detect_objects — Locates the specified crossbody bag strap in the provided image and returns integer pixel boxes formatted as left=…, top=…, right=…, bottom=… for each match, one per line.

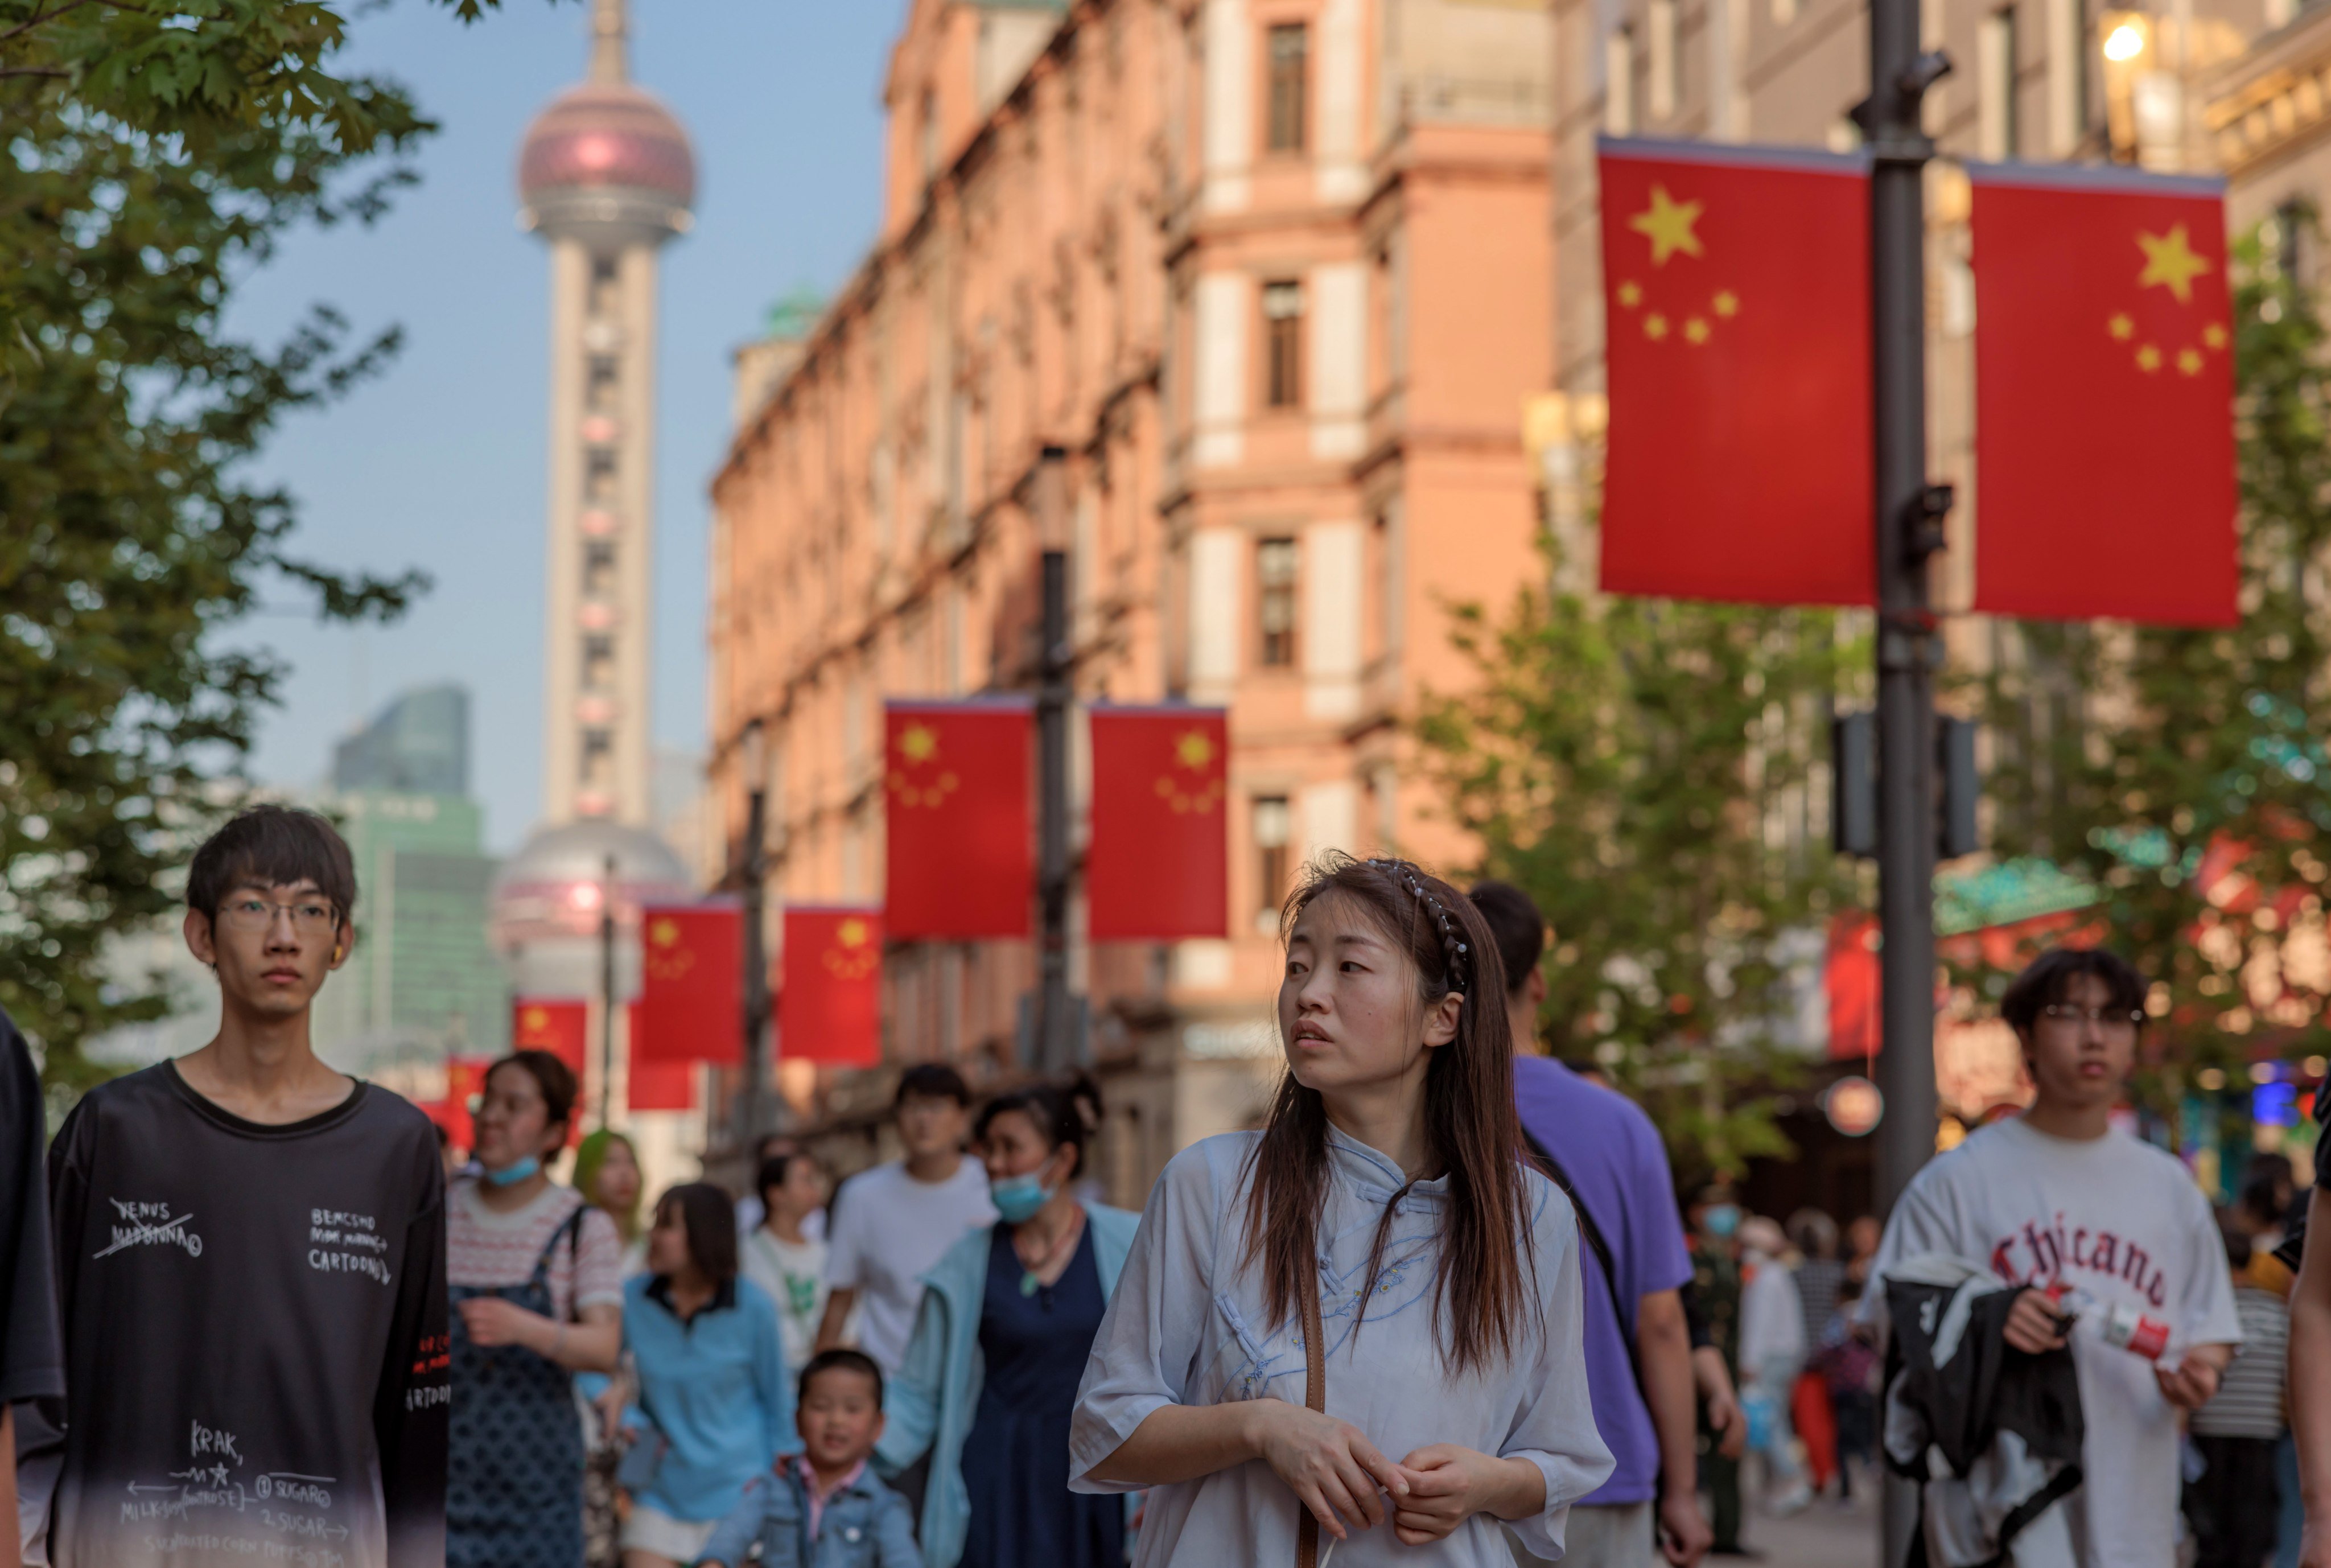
left=1297, top=1240, right=1328, bottom=1568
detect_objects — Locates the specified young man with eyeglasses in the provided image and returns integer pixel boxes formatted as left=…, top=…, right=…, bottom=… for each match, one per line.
left=1863, top=946, right=2238, bottom=1568
left=26, top=806, right=447, bottom=1568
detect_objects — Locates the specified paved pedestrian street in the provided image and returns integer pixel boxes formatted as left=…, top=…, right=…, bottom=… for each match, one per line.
left=1722, top=1484, right=1881, bottom=1567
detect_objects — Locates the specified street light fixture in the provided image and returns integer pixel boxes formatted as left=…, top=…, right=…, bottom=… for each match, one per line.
left=736, top=717, right=772, bottom=1163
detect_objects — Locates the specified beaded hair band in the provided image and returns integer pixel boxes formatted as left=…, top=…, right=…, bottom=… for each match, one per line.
left=1364, top=857, right=1471, bottom=995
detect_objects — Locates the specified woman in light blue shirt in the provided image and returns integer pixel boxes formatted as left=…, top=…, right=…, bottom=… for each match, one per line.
left=619, top=1181, right=798, bottom=1567
left=1070, top=855, right=1613, bottom=1566
left=878, top=1081, right=1140, bottom=1568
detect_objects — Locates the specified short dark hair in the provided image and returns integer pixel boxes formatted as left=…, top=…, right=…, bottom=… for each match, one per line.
left=1467, top=881, right=1546, bottom=1001
left=656, top=1182, right=739, bottom=1285
left=488, top=1050, right=579, bottom=1133
left=1998, top=946, right=2148, bottom=1037
left=757, top=1151, right=819, bottom=1206
left=975, top=1080, right=1091, bottom=1178
left=797, top=1347, right=884, bottom=1408
left=2221, top=1219, right=2255, bottom=1274
left=187, top=806, right=357, bottom=925
left=753, top=1133, right=797, bottom=1164
left=895, top=1062, right=971, bottom=1108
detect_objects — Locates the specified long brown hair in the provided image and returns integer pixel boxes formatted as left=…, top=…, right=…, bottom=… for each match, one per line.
left=1241, top=854, right=1536, bottom=1374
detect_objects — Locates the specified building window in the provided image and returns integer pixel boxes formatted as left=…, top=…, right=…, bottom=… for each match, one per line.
left=580, top=729, right=613, bottom=787
left=1263, top=281, right=1305, bottom=409
left=1648, top=0, right=1678, bottom=121
left=920, top=89, right=940, bottom=182
left=1254, top=797, right=1292, bottom=929
left=1979, top=7, right=2019, bottom=160
left=1257, top=536, right=1299, bottom=668
left=1266, top=23, right=1309, bottom=154
left=1604, top=27, right=1635, bottom=135
left=583, top=540, right=616, bottom=596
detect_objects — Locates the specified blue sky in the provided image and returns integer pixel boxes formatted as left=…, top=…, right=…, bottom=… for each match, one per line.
left=225, top=0, right=903, bottom=851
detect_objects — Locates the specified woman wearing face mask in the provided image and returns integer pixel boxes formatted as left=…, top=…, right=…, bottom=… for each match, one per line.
left=1068, top=855, right=1613, bottom=1566
left=876, top=1081, right=1141, bottom=1568
left=445, top=1050, right=625, bottom=1568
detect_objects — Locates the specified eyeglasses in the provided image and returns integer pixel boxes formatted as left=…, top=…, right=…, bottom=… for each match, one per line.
left=2038, top=1002, right=2145, bottom=1031
left=215, top=896, right=340, bottom=936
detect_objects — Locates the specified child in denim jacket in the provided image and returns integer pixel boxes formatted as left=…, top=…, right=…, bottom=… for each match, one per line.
left=699, top=1350, right=918, bottom=1568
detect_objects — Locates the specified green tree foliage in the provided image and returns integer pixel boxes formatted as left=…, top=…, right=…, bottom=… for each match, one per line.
left=1419, top=569, right=1868, bottom=1191
left=1979, top=217, right=2331, bottom=1115
left=0, top=0, right=526, bottom=1087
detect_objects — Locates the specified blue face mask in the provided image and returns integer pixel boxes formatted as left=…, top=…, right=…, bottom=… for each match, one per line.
left=487, top=1155, right=542, bottom=1187
left=990, top=1171, right=1055, bottom=1225
left=1702, top=1203, right=1740, bottom=1239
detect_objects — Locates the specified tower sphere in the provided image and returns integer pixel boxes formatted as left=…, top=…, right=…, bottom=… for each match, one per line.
left=518, top=80, right=695, bottom=246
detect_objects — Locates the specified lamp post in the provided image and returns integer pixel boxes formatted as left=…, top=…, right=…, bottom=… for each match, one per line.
left=1032, top=447, right=1076, bottom=1072
left=1859, top=0, right=1949, bottom=1555
left=598, top=852, right=616, bottom=1128
left=738, top=717, right=771, bottom=1158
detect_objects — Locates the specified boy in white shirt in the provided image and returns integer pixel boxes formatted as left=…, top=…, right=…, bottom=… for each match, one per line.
left=814, top=1064, right=995, bottom=1374
left=1865, top=945, right=2238, bottom=1568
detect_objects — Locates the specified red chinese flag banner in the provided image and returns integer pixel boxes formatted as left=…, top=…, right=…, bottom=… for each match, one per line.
left=1598, top=139, right=1874, bottom=606
left=510, top=999, right=587, bottom=1145
left=511, top=998, right=588, bottom=1079
left=634, top=902, right=743, bottom=1065
left=431, top=1056, right=491, bottom=1147
left=1970, top=166, right=2238, bottom=625
left=780, top=907, right=883, bottom=1067
left=625, top=1002, right=697, bottom=1112
left=1087, top=706, right=1230, bottom=940
left=884, top=699, right=1032, bottom=939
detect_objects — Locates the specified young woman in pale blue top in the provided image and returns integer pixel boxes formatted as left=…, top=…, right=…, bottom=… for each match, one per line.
left=876, top=1081, right=1140, bottom=1568
left=1069, top=856, right=1614, bottom=1566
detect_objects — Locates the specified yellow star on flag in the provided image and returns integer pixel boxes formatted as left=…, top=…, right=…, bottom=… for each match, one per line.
left=898, top=723, right=938, bottom=763
left=1629, top=185, right=1706, bottom=267
left=2108, top=313, right=2134, bottom=340
left=1683, top=318, right=1711, bottom=344
left=1645, top=314, right=1669, bottom=340
left=1175, top=730, right=1215, bottom=770
left=2136, top=344, right=2163, bottom=372
left=1712, top=291, right=1739, bottom=318
left=2177, top=348, right=2203, bottom=376
left=2136, top=224, right=2212, bottom=304
left=2202, top=323, right=2227, bottom=349
left=837, top=917, right=869, bottom=948
left=650, top=917, right=679, bottom=948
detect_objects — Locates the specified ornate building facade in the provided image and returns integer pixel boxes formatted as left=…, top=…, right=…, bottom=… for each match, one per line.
left=709, top=0, right=1556, bottom=1193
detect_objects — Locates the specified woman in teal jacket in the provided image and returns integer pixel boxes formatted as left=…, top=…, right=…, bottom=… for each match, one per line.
left=876, top=1081, right=1139, bottom=1568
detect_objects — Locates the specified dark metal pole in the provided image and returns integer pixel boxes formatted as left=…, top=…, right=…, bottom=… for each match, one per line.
left=599, top=853, right=617, bottom=1129
left=1035, top=446, right=1073, bottom=1072
left=1861, top=5, right=1949, bottom=1561
left=739, top=751, right=771, bottom=1158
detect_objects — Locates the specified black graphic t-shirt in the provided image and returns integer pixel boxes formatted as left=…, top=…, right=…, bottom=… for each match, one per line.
left=1, top=1007, right=64, bottom=1410
left=42, top=1061, right=448, bottom=1568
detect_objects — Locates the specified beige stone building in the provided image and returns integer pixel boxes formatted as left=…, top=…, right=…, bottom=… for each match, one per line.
left=707, top=0, right=1561, bottom=1195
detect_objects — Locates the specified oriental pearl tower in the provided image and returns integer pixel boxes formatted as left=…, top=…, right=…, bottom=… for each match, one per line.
left=518, top=0, right=692, bottom=829
left=490, top=0, right=695, bottom=1118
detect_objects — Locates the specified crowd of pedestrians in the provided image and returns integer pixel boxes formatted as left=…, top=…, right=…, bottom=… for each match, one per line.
left=0, top=803, right=2323, bottom=1568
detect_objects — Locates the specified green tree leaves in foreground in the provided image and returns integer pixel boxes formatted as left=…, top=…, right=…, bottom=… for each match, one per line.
left=0, top=0, right=527, bottom=1088
left=1420, top=571, right=1868, bottom=1192
left=1979, top=216, right=2331, bottom=1118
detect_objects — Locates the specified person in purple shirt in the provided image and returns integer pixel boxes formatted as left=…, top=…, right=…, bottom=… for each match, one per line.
left=1471, top=882, right=1710, bottom=1568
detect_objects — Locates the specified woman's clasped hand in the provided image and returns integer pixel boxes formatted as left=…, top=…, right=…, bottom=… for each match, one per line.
left=1247, top=1398, right=1544, bottom=1546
